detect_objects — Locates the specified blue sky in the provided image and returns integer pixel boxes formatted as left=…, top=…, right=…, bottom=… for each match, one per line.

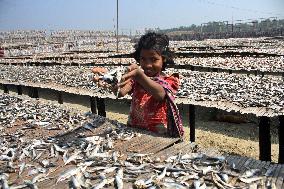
left=0, top=0, right=283, bottom=32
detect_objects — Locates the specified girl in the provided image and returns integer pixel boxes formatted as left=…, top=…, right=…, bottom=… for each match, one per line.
left=93, top=32, right=184, bottom=137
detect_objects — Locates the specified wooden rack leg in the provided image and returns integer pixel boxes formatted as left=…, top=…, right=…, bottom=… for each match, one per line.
left=28, top=87, right=33, bottom=97
left=32, top=87, right=39, bottom=98
left=189, top=104, right=196, bottom=142
left=90, top=96, right=97, bottom=114
left=259, top=116, right=271, bottom=161
left=279, top=115, right=284, bottom=163
left=96, top=97, right=106, bottom=117
left=57, top=91, right=63, bottom=104
left=261, top=72, right=264, bottom=77
left=17, top=85, right=22, bottom=95
left=3, top=84, right=9, bottom=93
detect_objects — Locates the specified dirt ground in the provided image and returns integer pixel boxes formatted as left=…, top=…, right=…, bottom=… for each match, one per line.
left=2, top=87, right=280, bottom=163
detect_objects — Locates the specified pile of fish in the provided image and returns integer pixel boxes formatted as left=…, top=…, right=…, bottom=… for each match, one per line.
left=0, top=65, right=115, bottom=95
left=172, top=69, right=284, bottom=113
left=1, top=65, right=284, bottom=114
left=0, top=94, right=278, bottom=188
left=2, top=30, right=284, bottom=74
left=175, top=57, right=284, bottom=72
left=0, top=94, right=87, bottom=131
left=170, top=37, right=284, bottom=55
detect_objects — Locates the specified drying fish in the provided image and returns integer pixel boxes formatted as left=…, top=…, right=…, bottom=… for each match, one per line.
left=192, top=163, right=213, bottom=175
left=18, top=162, right=26, bottom=176
left=134, top=178, right=152, bottom=189
left=69, top=175, right=81, bottom=189
left=56, top=167, right=82, bottom=184
left=264, top=166, right=275, bottom=177
left=64, top=151, right=82, bottom=165
left=193, top=180, right=206, bottom=189
left=24, top=180, right=38, bottom=189
left=102, top=167, right=118, bottom=174
left=0, top=93, right=281, bottom=189
left=163, top=182, right=187, bottom=189
left=176, top=173, right=199, bottom=182
left=125, top=163, right=147, bottom=171
left=213, top=173, right=235, bottom=188
left=114, top=168, right=124, bottom=189
left=31, top=173, right=47, bottom=184
left=53, top=144, right=66, bottom=153
left=154, top=167, right=167, bottom=183
left=217, top=173, right=229, bottom=183
left=239, top=176, right=263, bottom=184
left=0, top=174, right=10, bottom=189
left=241, top=169, right=260, bottom=178
left=92, top=177, right=115, bottom=189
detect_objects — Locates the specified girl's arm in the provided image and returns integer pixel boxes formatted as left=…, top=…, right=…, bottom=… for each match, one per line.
left=119, top=64, right=166, bottom=101
left=117, top=78, right=132, bottom=97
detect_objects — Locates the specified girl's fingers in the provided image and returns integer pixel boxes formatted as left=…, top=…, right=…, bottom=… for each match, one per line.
left=118, top=78, right=132, bottom=87
left=121, top=71, right=135, bottom=82
left=127, top=63, right=139, bottom=72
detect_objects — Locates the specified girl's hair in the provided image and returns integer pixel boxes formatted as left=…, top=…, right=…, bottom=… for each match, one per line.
left=133, top=32, right=175, bottom=70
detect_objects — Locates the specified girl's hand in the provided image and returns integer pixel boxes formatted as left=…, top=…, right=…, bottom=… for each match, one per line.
left=92, top=67, right=107, bottom=82
left=119, top=64, right=142, bottom=86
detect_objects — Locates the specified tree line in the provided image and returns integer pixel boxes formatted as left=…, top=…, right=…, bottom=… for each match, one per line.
left=146, top=18, right=284, bottom=40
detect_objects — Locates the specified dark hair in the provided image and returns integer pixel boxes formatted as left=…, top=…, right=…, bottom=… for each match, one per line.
left=133, top=32, right=175, bottom=70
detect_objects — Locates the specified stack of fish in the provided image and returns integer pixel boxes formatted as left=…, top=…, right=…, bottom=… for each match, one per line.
left=0, top=94, right=277, bottom=188
left=0, top=94, right=87, bottom=131
left=1, top=65, right=283, bottom=114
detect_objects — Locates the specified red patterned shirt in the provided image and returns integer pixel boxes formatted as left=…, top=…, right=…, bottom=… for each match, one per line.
left=127, top=74, right=180, bottom=134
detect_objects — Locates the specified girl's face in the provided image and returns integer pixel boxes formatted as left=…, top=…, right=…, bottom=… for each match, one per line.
left=139, top=49, right=164, bottom=77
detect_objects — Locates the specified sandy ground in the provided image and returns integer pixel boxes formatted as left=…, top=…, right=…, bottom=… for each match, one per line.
left=2, top=87, right=280, bottom=163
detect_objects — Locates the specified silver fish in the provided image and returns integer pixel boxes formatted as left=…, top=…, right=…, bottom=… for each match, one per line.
left=0, top=174, right=10, bottom=189
left=18, top=162, right=26, bottom=176
left=56, top=167, right=81, bottom=184
left=176, top=173, right=199, bottom=182
left=213, top=173, right=234, bottom=188
left=155, top=167, right=167, bottom=182
left=241, top=169, right=260, bottom=178
left=31, top=173, right=46, bottom=184
left=92, top=178, right=114, bottom=189
left=112, top=151, right=118, bottom=163
left=40, top=159, right=50, bottom=168
left=24, top=180, right=38, bottom=189
left=239, top=176, right=263, bottom=184
left=133, top=179, right=149, bottom=189
left=64, top=151, right=82, bottom=165
left=217, top=173, right=229, bottom=183
left=115, top=168, right=123, bottom=189
left=264, top=167, right=275, bottom=177
left=163, top=182, right=187, bottom=189
left=126, top=164, right=147, bottom=171
left=102, top=167, right=118, bottom=174
left=193, top=180, right=206, bottom=189
left=70, top=175, right=81, bottom=189
left=53, top=144, right=66, bottom=153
